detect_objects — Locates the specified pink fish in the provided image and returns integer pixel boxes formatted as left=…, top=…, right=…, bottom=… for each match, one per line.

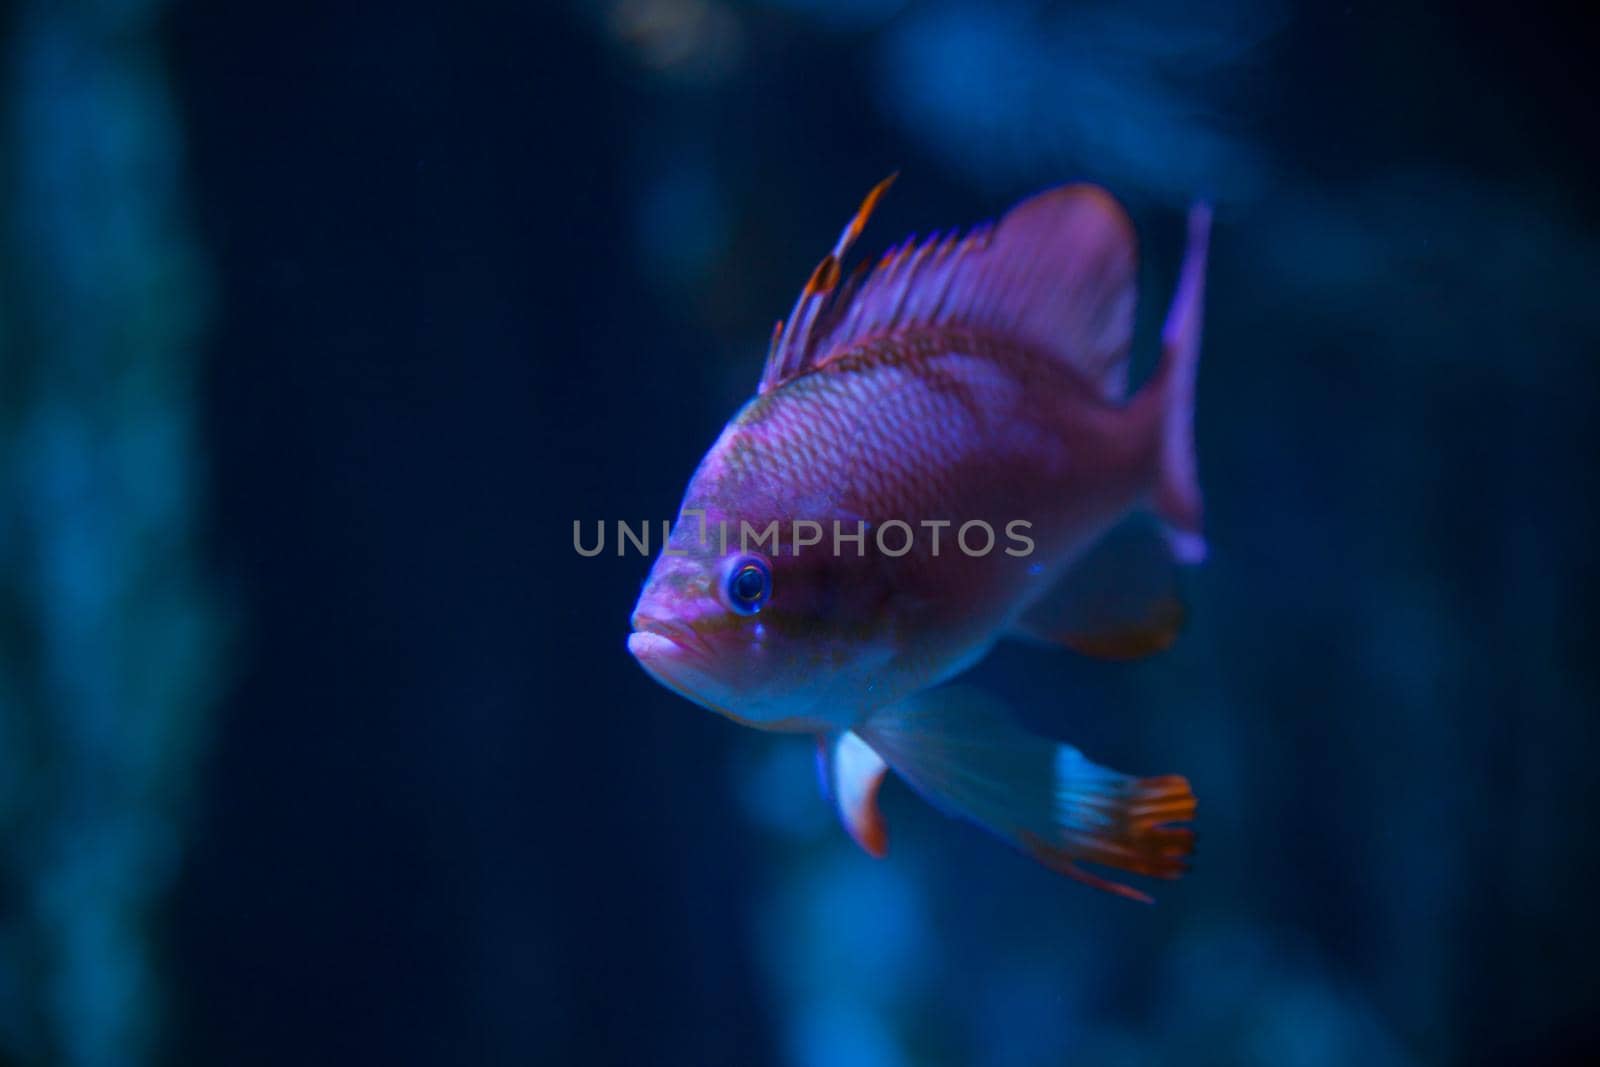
left=629, top=176, right=1210, bottom=901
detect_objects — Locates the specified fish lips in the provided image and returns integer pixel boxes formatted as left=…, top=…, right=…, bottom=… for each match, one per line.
left=629, top=613, right=709, bottom=653
left=628, top=613, right=713, bottom=678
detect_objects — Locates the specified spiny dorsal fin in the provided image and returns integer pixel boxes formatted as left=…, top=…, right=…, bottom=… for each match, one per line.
left=759, top=173, right=897, bottom=394
left=759, top=179, right=1139, bottom=400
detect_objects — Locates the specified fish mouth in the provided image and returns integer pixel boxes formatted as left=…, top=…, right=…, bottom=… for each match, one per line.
left=628, top=614, right=710, bottom=660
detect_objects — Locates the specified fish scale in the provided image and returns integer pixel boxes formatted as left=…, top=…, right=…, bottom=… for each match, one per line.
left=730, top=332, right=1085, bottom=532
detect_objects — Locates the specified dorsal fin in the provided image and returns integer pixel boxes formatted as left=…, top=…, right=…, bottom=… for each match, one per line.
left=759, top=180, right=1139, bottom=400
left=759, top=174, right=897, bottom=394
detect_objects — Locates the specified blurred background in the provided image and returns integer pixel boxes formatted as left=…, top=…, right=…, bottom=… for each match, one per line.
left=1, top=1, right=1596, bottom=1064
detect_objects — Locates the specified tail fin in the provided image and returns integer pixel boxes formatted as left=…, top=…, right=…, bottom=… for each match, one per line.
left=1148, top=203, right=1211, bottom=564
left=857, top=688, right=1195, bottom=902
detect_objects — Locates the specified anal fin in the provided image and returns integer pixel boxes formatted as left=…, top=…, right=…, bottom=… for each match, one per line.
left=858, top=687, right=1195, bottom=901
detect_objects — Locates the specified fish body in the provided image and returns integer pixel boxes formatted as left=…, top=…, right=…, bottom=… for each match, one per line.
left=629, top=178, right=1210, bottom=900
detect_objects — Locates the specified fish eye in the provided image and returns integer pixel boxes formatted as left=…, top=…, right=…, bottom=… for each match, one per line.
left=723, top=556, right=771, bottom=615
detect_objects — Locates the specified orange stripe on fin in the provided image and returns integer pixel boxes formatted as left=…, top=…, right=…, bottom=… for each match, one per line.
left=857, top=687, right=1196, bottom=903
left=803, top=253, right=842, bottom=297
left=834, top=172, right=898, bottom=259
left=765, top=319, right=785, bottom=363
left=1022, top=770, right=1196, bottom=902
left=1020, top=835, right=1157, bottom=904
left=759, top=174, right=899, bottom=395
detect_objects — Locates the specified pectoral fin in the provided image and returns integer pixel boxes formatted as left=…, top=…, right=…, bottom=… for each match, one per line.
left=1011, top=515, right=1187, bottom=660
left=816, top=730, right=889, bottom=858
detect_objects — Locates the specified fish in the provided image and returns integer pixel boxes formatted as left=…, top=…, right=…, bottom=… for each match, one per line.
left=628, top=175, right=1210, bottom=901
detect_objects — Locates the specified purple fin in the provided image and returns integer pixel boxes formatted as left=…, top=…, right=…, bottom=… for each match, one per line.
left=1147, top=203, right=1211, bottom=562
left=760, top=180, right=1139, bottom=399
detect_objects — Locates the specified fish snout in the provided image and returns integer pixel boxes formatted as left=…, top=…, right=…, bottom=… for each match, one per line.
left=628, top=611, right=710, bottom=660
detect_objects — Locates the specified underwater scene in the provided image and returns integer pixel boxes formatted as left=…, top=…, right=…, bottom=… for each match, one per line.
left=1, top=1, right=1596, bottom=1065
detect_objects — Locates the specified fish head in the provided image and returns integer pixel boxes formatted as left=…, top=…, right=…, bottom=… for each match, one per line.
left=628, top=504, right=893, bottom=730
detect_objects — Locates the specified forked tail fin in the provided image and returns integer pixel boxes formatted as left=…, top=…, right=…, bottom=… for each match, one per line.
left=853, top=687, right=1196, bottom=902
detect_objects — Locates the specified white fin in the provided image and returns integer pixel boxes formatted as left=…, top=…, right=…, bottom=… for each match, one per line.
left=816, top=730, right=889, bottom=858
left=857, top=687, right=1195, bottom=902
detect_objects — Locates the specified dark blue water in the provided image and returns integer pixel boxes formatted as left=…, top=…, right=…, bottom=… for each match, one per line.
left=2, top=2, right=1595, bottom=1065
